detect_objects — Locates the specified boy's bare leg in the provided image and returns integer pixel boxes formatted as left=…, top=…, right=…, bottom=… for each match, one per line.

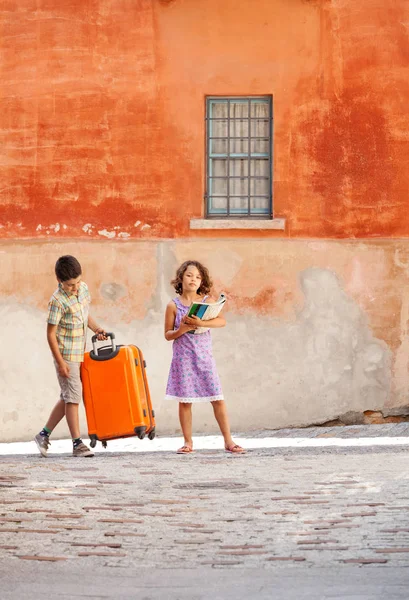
left=178, top=402, right=193, bottom=451
left=65, top=403, right=93, bottom=457
left=65, top=402, right=81, bottom=439
left=211, top=400, right=245, bottom=452
left=34, top=401, right=65, bottom=457
left=35, top=399, right=65, bottom=458
left=45, top=399, right=66, bottom=432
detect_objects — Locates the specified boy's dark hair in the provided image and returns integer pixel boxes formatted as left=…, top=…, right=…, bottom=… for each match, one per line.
left=171, top=260, right=212, bottom=296
left=55, top=255, right=82, bottom=282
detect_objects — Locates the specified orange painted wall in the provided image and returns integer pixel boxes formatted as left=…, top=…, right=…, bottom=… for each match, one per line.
left=1, top=0, right=408, bottom=239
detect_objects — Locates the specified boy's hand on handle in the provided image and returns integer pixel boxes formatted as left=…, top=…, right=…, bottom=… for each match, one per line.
left=58, top=361, right=70, bottom=378
left=95, top=327, right=107, bottom=341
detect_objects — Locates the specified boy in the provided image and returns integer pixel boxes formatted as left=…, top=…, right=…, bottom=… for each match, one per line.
left=34, top=255, right=107, bottom=458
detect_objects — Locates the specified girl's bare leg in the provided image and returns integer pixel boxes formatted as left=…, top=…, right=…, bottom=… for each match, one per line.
left=211, top=400, right=245, bottom=452
left=178, top=402, right=193, bottom=451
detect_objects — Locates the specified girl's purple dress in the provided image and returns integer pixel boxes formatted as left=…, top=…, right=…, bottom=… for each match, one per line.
left=165, top=297, right=224, bottom=403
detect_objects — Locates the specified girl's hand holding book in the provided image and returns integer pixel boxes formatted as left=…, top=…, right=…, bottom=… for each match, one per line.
left=184, top=315, right=203, bottom=328
left=179, top=320, right=196, bottom=335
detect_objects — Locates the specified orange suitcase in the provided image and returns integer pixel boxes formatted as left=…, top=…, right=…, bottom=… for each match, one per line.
left=81, top=333, right=156, bottom=448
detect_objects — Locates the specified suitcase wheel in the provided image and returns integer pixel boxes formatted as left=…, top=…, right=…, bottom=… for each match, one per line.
left=89, top=435, right=98, bottom=449
left=148, top=428, right=156, bottom=441
left=134, top=426, right=146, bottom=440
left=102, top=441, right=108, bottom=449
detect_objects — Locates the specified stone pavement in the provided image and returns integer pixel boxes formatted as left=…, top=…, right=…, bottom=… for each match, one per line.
left=1, top=424, right=409, bottom=599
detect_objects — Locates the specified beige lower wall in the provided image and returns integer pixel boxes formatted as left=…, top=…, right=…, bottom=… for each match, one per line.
left=1, top=238, right=408, bottom=442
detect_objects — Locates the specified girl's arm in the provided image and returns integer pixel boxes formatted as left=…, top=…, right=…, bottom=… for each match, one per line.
left=164, top=302, right=195, bottom=340
left=184, top=314, right=226, bottom=329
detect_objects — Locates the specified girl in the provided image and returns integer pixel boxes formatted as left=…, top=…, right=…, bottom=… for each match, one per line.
left=164, top=260, right=245, bottom=455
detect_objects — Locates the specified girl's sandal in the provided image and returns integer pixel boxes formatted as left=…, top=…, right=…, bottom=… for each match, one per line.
left=176, top=445, right=195, bottom=454
left=225, top=444, right=246, bottom=454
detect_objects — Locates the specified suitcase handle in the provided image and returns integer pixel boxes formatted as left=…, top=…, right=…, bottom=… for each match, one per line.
left=91, top=332, right=116, bottom=356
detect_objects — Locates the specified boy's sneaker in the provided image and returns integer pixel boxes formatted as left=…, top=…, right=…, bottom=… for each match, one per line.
left=73, top=442, right=94, bottom=458
left=34, top=433, right=50, bottom=458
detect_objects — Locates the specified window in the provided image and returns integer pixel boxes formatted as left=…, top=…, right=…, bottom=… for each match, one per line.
left=205, top=96, right=273, bottom=218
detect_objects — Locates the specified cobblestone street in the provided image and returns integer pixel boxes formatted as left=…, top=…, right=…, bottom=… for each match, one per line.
left=1, top=425, right=409, bottom=599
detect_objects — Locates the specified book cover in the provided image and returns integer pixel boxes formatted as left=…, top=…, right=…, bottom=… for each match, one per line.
left=187, top=294, right=226, bottom=335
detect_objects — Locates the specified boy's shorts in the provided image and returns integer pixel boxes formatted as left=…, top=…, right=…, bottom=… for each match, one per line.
left=54, top=361, right=82, bottom=404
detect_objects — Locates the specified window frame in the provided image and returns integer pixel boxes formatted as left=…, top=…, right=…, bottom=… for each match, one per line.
left=205, top=95, right=273, bottom=219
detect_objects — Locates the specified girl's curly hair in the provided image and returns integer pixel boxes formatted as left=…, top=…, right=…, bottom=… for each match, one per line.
left=171, top=260, right=213, bottom=296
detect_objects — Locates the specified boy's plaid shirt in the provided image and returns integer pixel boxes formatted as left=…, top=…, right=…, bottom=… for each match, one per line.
left=47, top=282, right=91, bottom=362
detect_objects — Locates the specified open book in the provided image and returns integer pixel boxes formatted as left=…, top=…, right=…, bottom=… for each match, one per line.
left=187, top=293, right=226, bottom=335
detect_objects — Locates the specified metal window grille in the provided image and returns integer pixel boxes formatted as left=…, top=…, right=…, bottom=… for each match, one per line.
left=205, top=96, right=273, bottom=218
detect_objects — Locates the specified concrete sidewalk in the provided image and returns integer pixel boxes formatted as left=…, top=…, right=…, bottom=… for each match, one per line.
left=1, top=424, right=409, bottom=599
left=2, top=422, right=409, bottom=456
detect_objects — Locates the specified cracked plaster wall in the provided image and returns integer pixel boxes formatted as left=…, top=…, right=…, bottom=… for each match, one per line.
left=0, top=239, right=405, bottom=443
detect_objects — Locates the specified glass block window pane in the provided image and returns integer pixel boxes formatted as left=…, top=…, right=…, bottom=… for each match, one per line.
left=210, top=178, right=228, bottom=196
left=251, top=102, right=269, bottom=118
left=230, top=102, right=249, bottom=118
left=230, top=139, right=248, bottom=155
left=210, top=139, right=228, bottom=155
left=230, top=197, right=249, bottom=213
left=230, top=119, right=249, bottom=138
left=209, top=197, right=228, bottom=212
left=230, top=159, right=249, bottom=177
left=250, top=197, right=270, bottom=213
left=250, top=159, right=269, bottom=177
left=229, top=179, right=247, bottom=196
left=251, top=119, right=269, bottom=138
left=213, top=102, right=228, bottom=118
left=250, top=178, right=269, bottom=196
left=212, top=159, right=227, bottom=177
left=250, top=139, right=270, bottom=154
left=211, top=119, right=228, bottom=138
